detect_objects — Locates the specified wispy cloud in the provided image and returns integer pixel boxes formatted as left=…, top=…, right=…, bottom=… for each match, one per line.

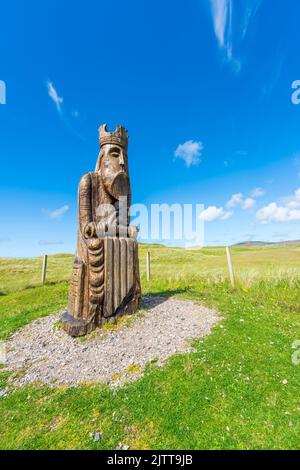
left=272, top=231, right=291, bottom=240
left=209, top=0, right=262, bottom=72
left=72, top=110, right=79, bottom=118
left=46, top=81, right=85, bottom=140
left=47, top=81, right=63, bottom=113
left=0, top=237, right=10, bottom=243
left=199, top=206, right=233, bottom=222
left=210, top=0, right=233, bottom=60
left=262, top=53, right=284, bottom=97
left=38, top=240, right=64, bottom=246
left=174, top=140, right=203, bottom=168
left=236, top=150, right=248, bottom=157
left=50, top=205, right=69, bottom=219
left=43, top=205, right=70, bottom=220
left=227, top=192, right=256, bottom=210
left=251, top=187, right=265, bottom=198
left=227, top=192, right=243, bottom=208
left=241, top=0, right=262, bottom=38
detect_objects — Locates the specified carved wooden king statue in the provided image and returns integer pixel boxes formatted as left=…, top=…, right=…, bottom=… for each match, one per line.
left=62, top=124, right=141, bottom=337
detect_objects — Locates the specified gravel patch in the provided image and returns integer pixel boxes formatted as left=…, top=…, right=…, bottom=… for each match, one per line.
left=4, top=296, right=220, bottom=388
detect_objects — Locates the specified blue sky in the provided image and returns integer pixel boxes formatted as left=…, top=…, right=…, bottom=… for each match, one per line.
left=1, top=0, right=300, bottom=257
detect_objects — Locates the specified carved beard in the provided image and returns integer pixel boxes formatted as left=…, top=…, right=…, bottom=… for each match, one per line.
left=102, top=170, right=130, bottom=200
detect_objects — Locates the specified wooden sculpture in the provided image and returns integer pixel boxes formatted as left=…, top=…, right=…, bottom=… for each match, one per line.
left=62, top=124, right=141, bottom=337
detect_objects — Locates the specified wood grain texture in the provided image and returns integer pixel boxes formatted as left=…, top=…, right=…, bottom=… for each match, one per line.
left=62, top=124, right=141, bottom=337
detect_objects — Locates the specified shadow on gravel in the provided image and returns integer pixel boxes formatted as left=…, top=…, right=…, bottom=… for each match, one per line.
left=141, top=296, right=170, bottom=308
left=142, top=288, right=190, bottom=307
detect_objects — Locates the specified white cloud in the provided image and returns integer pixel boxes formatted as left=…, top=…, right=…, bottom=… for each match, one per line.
left=285, top=188, right=300, bottom=209
left=256, top=188, right=300, bottom=223
left=221, top=210, right=234, bottom=220
left=251, top=187, right=265, bottom=198
left=48, top=205, right=70, bottom=220
left=256, top=203, right=300, bottom=224
left=227, top=192, right=255, bottom=210
left=174, top=140, right=203, bottom=167
left=227, top=192, right=243, bottom=208
left=199, top=206, right=233, bottom=222
left=241, top=197, right=255, bottom=209
left=47, top=81, right=63, bottom=112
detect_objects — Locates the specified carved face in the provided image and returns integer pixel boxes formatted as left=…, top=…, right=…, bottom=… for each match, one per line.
left=100, top=144, right=130, bottom=200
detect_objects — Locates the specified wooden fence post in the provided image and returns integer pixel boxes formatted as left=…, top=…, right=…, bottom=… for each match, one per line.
left=42, top=255, right=48, bottom=284
left=226, top=246, right=235, bottom=288
left=146, top=251, right=151, bottom=281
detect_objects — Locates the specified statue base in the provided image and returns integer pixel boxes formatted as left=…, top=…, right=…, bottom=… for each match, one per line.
left=61, top=311, right=96, bottom=337
left=61, top=289, right=141, bottom=337
left=62, top=236, right=141, bottom=337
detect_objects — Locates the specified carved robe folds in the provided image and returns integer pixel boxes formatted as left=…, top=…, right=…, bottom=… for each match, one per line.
left=62, top=124, right=141, bottom=337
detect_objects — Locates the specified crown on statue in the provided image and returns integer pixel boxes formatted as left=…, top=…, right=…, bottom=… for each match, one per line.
left=99, top=124, right=128, bottom=148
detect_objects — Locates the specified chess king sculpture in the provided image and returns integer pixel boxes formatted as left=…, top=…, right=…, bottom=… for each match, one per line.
left=62, top=124, right=141, bottom=337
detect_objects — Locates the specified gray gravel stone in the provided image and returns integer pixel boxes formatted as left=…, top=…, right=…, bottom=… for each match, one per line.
left=4, top=296, right=219, bottom=388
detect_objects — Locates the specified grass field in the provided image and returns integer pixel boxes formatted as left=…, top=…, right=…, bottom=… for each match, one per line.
left=1, top=243, right=300, bottom=449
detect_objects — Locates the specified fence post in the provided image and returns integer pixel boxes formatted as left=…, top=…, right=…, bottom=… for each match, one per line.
left=42, top=255, right=48, bottom=284
left=226, top=246, right=235, bottom=288
left=146, top=251, right=151, bottom=281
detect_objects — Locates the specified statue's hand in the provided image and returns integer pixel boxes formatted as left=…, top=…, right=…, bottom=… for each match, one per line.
left=96, top=221, right=107, bottom=238
left=83, top=222, right=97, bottom=239
left=128, top=225, right=139, bottom=239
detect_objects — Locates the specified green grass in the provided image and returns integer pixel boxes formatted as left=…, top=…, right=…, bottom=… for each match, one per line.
left=0, top=254, right=73, bottom=295
left=1, top=244, right=300, bottom=449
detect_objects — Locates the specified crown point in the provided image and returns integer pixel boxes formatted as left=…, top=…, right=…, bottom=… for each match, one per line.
left=99, top=123, right=128, bottom=148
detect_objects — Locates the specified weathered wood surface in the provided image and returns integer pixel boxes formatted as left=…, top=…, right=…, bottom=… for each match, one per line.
left=62, top=124, right=141, bottom=337
left=103, top=237, right=139, bottom=318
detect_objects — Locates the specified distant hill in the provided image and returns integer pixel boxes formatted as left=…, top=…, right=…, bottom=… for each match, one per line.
left=233, top=240, right=300, bottom=247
